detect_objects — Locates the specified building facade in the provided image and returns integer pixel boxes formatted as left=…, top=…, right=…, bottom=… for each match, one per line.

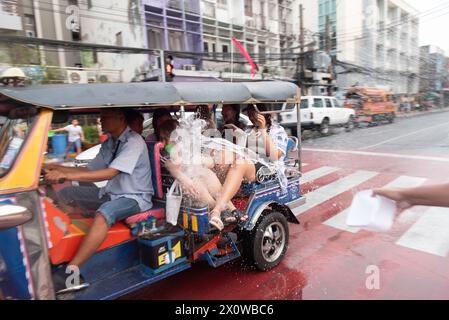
left=419, top=45, right=448, bottom=93
left=299, top=0, right=420, bottom=95
left=144, top=0, right=203, bottom=72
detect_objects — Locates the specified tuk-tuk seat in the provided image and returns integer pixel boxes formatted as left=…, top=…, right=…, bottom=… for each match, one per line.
left=121, top=141, right=167, bottom=226
left=146, top=141, right=165, bottom=199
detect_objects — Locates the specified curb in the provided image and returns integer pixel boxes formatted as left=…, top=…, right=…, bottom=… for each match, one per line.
left=396, top=108, right=449, bottom=119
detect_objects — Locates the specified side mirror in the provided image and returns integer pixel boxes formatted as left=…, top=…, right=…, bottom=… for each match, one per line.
left=0, top=204, right=32, bottom=230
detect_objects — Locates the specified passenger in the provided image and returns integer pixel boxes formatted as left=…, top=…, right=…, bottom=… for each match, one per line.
left=195, top=105, right=216, bottom=130
left=158, top=119, right=233, bottom=230
left=209, top=105, right=289, bottom=227
left=125, top=110, right=144, bottom=136
left=221, top=104, right=247, bottom=132
left=44, top=108, right=153, bottom=293
left=145, top=108, right=173, bottom=142
left=245, top=104, right=290, bottom=162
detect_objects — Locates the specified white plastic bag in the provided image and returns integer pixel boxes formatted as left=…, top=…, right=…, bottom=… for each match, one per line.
left=346, top=190, right=397, bottom=232
left=166, top=180, right=183, bottom=226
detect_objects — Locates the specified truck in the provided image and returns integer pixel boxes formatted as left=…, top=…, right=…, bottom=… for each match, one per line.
left=280, top=96, right=356, bottom=137
left=344, top=87, right=396, bottom=125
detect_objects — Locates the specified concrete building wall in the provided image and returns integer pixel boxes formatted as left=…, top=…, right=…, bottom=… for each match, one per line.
left=299, top=0, right=420, bottom=94
left=80, top=0, right=149, bottom=82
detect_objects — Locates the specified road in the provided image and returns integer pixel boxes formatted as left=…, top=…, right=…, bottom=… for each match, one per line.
left=124, top=110, right=449, bottom=300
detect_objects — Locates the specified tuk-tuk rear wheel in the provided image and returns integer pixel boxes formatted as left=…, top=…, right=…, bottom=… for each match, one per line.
left=243, top=211, right=289, bottom=271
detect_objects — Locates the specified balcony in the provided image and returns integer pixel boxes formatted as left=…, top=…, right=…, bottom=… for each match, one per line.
left=280, top=22, right=292, bottom=35
left=255, top=14, right=268, bottom=30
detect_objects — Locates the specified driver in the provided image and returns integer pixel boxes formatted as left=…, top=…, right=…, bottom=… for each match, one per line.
left=44, top=108, right=153, bottom=294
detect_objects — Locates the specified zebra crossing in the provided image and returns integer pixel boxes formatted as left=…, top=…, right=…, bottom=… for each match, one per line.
left=293, top=165, right=449, bottom=258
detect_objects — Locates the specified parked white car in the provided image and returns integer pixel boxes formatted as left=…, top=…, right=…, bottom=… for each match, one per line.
left=280, top=96, right=356, bottom=136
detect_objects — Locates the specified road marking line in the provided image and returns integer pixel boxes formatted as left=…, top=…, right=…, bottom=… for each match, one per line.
left=396, top=207, right=449, bottom=257
left=300, top=166, right=340, bottom=184
left=323, top=176, right=427, bottom=233
left=302, top=148, right=449, bottom=163
left=358, top=121, right=449, bottom=150
left=294, top=170, right=378, bottom=216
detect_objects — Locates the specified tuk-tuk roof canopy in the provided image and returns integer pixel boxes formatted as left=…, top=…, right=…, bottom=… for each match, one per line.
left=0, top=81, right=299, bottom=109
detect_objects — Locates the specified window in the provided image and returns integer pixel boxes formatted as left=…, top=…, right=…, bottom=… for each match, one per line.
left=217, top=0, right=228, bottom=8
left=222, top=44, right=229, bottom=53
left=244, top=0, right=253, bottom=16
left=325, top=99, right=333, bottom=108
left=24, top=15, right=35, bottom=26
left=313, top=98, right=324, bottom=108
left=87, top=0, right=93, bottom=9
left=333, top=99, right=343, bottom=108
left=115, top=32, right=123, bottom=46
left=300, top=99, right=309, bottom=109
left=204, top=42, right=209, bottom=52
left=168, top=30, right=183, bottom=51
left=148, top=29, right=164, bottom=49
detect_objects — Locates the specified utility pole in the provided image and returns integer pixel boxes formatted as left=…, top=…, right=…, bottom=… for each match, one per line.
left=325, top=15, right=334, bottom=96
left=297, top=4, right=305, bottom=95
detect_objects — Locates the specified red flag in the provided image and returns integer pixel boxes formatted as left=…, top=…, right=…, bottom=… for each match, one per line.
left=232, top=38, right=259, bottom=78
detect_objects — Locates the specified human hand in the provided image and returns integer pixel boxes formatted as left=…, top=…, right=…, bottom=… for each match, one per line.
left=43, top=163, right=60, bottom=171
left=254, top=114, right=266, bottom=130
left=44, top=169, right=68, bottom=184
left=372, top=188, right=413, bottom=211
left=181, top=180, right=199, bottom=197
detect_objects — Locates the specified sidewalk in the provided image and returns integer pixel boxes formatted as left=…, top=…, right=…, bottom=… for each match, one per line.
left=396, top=107, right=449, bottom=119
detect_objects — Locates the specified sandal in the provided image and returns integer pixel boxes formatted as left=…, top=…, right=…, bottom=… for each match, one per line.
left=221, top=209, right=248, bottom=226
left=209, top=216, right=224, bottom=231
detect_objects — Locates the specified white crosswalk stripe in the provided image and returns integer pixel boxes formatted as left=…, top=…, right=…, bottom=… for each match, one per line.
left=294, top=170, right=378, bottom=216
left=396, top=207, right=449, bottom=257
left=300, top=166, right=339, bottom=184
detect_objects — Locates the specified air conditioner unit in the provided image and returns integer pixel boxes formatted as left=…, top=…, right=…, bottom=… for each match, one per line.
left=67, top=70, right=88, bottom=84
left=182, top=64, right=197, bottom=71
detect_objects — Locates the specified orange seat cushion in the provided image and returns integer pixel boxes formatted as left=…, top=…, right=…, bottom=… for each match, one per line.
left=48, top=219, right=132, bottom=265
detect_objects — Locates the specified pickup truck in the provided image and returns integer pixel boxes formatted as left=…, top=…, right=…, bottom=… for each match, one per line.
left=280, top=96, right=356, bottom=136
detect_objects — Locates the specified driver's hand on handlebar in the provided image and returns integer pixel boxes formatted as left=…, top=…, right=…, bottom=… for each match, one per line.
left=44, top=169, right=67, bottom=184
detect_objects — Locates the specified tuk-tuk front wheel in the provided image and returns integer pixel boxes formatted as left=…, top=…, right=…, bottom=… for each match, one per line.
left=245, top=211, right=289, bottom=271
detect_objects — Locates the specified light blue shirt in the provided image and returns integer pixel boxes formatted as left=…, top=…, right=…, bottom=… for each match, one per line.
left=88, top=127, right=153, bottom=212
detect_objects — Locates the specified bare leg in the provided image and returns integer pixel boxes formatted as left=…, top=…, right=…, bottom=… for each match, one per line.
left=211, top=161, right=256, bottom=217
left=200, top=169, right=237, bottom=217
left=69, top=214, right=109, bottom=268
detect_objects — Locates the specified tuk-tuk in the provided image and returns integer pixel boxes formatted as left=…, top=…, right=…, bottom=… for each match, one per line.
left=344, top=87, right=396, bottom=125
left=0, top=81, right=304, bottom=300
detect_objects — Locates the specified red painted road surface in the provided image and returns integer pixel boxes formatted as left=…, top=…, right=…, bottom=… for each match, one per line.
left=124, top=148, right=449, bottom=300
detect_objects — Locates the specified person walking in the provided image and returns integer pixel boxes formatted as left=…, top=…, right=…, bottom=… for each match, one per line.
left=53, top=119, right=85, bottom=158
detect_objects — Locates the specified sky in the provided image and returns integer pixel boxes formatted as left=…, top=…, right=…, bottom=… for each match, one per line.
left=406, top=0, right=449, bottom=54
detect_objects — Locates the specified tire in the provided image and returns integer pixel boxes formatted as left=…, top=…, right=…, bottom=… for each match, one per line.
left=319, top=118, right=330, bottom=136
left=345, top=116, right=355, bottom=132
left=243, top=211, right=289, bottom=271
left=387, top=113, right=395, bottom=124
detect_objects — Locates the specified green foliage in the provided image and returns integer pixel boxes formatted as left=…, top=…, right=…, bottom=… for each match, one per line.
left=83, top=125, right=99, bottom=144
